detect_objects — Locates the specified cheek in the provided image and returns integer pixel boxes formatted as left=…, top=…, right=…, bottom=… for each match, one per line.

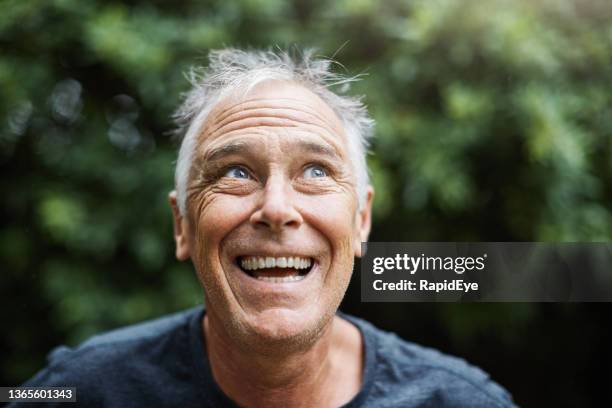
left=189, top=194, right=253, bottom=263
left=302, top=194, right=357, bottom=305
left=300, top=193, right=357, bottom=254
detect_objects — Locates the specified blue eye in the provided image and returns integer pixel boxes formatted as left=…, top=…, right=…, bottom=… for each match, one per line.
left=224, top=166, right=251, bottom=179
left=304, top=164, right=328, bottom=179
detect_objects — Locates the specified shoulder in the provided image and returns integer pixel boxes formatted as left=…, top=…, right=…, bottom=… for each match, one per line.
left=20, top=307, right=203, bottom=405
left=43, top=306, right=199, bottom=370
left=343, top=314, right=518, bottom=408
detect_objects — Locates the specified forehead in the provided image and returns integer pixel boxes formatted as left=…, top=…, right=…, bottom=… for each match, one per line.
left=196, top=80, right=348, bottom=154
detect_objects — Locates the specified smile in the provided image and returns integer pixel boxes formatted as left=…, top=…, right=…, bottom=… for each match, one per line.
left=237, top=256, right=314, bottom=283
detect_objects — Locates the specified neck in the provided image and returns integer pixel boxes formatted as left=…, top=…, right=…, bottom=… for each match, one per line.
left=203, top=312, right=363, bottom=408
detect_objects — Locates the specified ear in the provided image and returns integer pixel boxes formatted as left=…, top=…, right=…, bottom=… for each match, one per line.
left=353, top=185, right=374, bottom=258
left=168, top=191, right=191, bottom=261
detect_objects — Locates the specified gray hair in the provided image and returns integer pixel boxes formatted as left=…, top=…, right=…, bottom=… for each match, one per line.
left=172, top=48, right=374, bottom=215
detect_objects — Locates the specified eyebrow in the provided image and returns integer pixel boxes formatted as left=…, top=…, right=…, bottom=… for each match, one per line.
left=295, top=140, right=339, bottom=159
left=203, top=141, right=249, bottom=163
left=201, top=139, right=341, bottom=164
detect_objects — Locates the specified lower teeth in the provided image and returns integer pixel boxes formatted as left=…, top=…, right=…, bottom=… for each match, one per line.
left=256, top=275, right=306, bottom=283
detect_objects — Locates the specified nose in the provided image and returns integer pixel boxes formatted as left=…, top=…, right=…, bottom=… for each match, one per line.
left=250, top=175, right=303, bottom=232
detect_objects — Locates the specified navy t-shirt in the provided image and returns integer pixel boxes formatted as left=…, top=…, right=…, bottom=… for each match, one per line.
left=12, top=306, right=517, bottom=407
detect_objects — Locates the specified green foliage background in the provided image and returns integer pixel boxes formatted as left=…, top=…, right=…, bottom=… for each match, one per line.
left=2, top=0, right=612, bottom=406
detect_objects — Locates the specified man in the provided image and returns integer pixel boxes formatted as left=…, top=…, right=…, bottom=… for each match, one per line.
left=15, top=48, right=517, bottom=407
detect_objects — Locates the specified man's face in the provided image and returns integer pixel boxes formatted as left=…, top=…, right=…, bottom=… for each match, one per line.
left=171, top=80, right=372, bottom=346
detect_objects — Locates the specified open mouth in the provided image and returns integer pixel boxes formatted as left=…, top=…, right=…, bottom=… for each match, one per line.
left=236, top=256, right=314, bottom=283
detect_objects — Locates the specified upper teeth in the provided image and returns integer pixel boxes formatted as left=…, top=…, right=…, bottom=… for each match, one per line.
left=241, top=256, right=312, bottom=271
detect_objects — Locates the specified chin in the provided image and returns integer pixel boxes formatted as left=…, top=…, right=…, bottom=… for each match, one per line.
left=243, top=307, right=332, bottom=351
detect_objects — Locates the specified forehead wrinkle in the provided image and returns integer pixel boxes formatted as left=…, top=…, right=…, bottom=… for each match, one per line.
left=205, top=116, right=341, bottom=150
left=201, top=90, right=347, bottom=142
left=209, top=106, right=336, bottom=139
left=212, top=97, right=336, bottom=130
left=203, top=97, right=342, bottom=138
